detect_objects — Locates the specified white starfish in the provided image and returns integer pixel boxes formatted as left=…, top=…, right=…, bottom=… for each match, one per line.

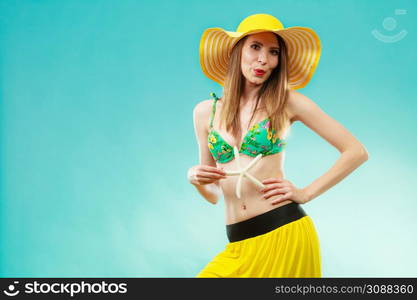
left=224, top=146, right=265, bottom=199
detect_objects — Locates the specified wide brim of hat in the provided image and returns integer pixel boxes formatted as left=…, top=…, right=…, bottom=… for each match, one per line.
left=199, top=26, right=321, bottom=89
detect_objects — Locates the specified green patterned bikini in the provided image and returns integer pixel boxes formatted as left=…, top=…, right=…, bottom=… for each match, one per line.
left=207, top=92, right=286, bottom=164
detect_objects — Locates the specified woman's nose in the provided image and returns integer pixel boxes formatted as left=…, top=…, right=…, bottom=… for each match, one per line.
left=257, top=51, right=267, bottom=64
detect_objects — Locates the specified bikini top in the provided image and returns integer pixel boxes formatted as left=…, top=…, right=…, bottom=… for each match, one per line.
left=207, top=92, right=286, bottom=164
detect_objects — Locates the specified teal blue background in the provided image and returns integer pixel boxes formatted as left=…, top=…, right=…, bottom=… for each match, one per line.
left=1, top=0, right=416, bottom=277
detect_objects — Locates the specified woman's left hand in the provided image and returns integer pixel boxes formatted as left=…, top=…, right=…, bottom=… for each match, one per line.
left=260, top=178, right=309, bottom=205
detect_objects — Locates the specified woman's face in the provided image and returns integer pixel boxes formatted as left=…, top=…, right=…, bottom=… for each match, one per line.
left=240, top=32, right=280, bottom=86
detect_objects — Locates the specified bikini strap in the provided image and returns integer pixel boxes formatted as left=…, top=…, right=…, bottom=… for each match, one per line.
left=209, top=92, right=219, bottom=130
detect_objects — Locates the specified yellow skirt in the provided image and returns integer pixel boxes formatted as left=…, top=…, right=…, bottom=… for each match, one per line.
left=196, top=203, right=321, bottom=278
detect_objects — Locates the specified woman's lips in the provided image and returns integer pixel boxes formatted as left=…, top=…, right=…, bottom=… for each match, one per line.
left=254, top=69, right=266, bottom=76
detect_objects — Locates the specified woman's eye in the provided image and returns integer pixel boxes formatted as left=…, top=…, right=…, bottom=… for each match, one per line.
left=251, top=44, right=260, bottom=49
left=271, top=50, right=279, bottom=55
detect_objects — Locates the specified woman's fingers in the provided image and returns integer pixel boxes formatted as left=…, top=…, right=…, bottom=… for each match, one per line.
left=263, top=187, right=290, bottom=199
left=189, top=165, right=227, bottom=185
left=271, top=192, right=292, bottom=205
left=260, top=183, right=284, bottom=193
left=201, top=165, right=226, bottom=176
left=262, top=178, right=283, bottom=185
left=196, top=171, right=226, bottom=180
left=261, top=178, right=294, bottom=200
left=195, top=177, right=216, bottom=184
left=188, top=165, right=228, bottom=185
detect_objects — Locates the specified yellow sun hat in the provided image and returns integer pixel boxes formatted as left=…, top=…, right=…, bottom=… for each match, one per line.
left=199, top=13, right=321, bottom=90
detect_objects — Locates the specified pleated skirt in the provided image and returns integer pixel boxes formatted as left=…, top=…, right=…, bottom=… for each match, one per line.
left=196, top=202, right=321, bottom=278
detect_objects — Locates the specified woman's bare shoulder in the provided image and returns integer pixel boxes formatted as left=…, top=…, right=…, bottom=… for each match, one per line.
left=193, top=98, right=214, bottom=119
left=286, top=89, right=317, bottom=122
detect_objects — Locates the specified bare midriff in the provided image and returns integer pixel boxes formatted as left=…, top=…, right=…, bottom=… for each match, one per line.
left=218, top=151, right=293, bottom=225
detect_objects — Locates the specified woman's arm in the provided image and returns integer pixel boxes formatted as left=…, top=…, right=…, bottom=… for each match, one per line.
left=189, top=177, right=222, bottom=205
left=287, top=91, right=369, bottom=203
left=189, top=100, right=224, bottom=205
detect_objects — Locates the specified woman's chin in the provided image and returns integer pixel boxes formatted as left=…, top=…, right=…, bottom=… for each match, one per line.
left=247, top=77, right=265, bottom=86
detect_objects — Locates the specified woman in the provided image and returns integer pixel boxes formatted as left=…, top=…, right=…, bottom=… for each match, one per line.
left=188, top=14, right=368, bottom=277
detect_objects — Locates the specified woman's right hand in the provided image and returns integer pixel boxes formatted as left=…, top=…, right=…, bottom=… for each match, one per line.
left=187, top=165, right=227, bottom=186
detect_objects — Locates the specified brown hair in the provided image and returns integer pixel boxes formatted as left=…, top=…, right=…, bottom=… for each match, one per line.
left=218, top=33, right=291, bottom=143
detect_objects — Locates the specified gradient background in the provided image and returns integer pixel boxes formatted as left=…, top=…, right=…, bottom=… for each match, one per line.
left=1, top=0, right=416, bottom=277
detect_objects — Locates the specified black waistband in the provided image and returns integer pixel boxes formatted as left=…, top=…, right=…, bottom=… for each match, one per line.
left=226, top=202, right=307, bottom=243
